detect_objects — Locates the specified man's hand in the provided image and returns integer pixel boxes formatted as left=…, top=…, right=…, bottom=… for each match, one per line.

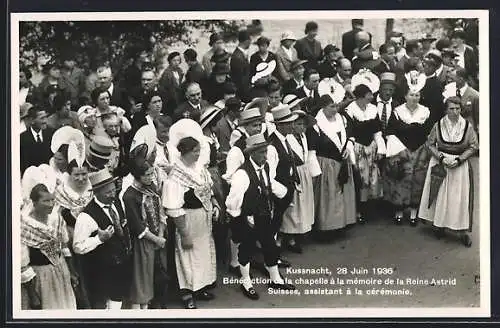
left=97, top=225, right=114, bottom=242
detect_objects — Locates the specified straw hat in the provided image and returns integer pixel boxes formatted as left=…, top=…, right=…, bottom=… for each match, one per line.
left=243, top=133, right=269, bottom=154
left=88, top=135, right=114, bottom=159
left=271, top=104, right=299, bottom=124
left=88, top=168, right=119, bottom=191
left=199, top=106, right=223, bottom=130
left=238, top=107, right=264, bottom=125
left=282, top=94, right=306, bottom=109
left=379, top=72, right=397, bottom=86
left=280, top=31, right=297, bottom=42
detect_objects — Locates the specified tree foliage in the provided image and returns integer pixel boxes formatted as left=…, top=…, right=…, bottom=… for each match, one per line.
left=19, top=20, right=245, bottom=72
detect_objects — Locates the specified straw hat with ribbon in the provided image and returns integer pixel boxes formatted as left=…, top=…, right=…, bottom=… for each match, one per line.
left=88, top=168, right=119, bottom=191
left=282, top=94, right=307, bottom=110
left=88, top=135, right=114, bottom=160
left=251, top=60, right=277, bottom=84
left=243, top=133, right=269, bottom=154
left=271, top=103, right=299, bottom=124
left=199, top=106, right=223, bottom=130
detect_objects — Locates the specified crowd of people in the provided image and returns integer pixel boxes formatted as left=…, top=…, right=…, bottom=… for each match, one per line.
left=18, top=19, right=480, bottom=310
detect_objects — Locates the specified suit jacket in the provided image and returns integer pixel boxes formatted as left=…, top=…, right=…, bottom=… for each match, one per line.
left=342, top=29, right=372, bottom=61
left=282, top=78, right=303, bottom=96
left=213, top=116, right=235, bottom=153
left=460, top=85, right=480, bottom=131
left=463, top=45, right=479, bottom=81
left=250, top=51, right=279, bottom=78
left=129, top=85, right=172, bottom=117
left=317, top=61, right=337, bottom=79
left=436, top=65, right=452, bottom=87
left=275, top=46, right=298, bottom=83
left=421, top=76, right=445, bottom=125
left=294, top=86, right=322, bottom=116
left=230, top=47, right=252, bottom=103
left=372, top=59, right=396, bottom=76
left=371, top=94, right=402, bottom=135
left=294, top=37, right=322, bottom=71
left=185, top=62, right=207, bottom=84
left=109, top=84, right=131, bottom=114
left=20, top=127, right=55, bottom=175
left=352, top=44, right=381, bottom=74
left=173, top=100, right=209, bottom=123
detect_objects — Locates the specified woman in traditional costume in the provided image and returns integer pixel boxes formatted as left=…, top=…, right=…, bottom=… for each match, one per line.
left=308, top=93, right=357, bottom=241
left=383, top=70, right=432, bottom=225
left=53, top=139, right=93, bottom=308
left=123, top=159, right=167, bottom=309
left=418, top=96, right=478, bottom=247
left=21, top=167, right=78, bottom=309
left=344, top=69, right=386, bottom=223
left=162, top=119, right=219, bottom=309
left=279, top=108, right=321, bottom=252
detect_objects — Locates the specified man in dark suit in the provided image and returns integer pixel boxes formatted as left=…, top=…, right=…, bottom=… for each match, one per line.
left=455, top=67, right=480, bottom=132
left=373, top=43, right=397, bottom=76
left=230, top=30, right=252, bottom=103
left=173, top=82, right=209, bottom=123
left=294, top=69, right=322, bottom=116
left=352, top=31, right=381, bottom=74
left=317, top=44, right=343, bottom=79
left=425, top=49, right=452, bottom=88
left=129, top=69, right=171, bottom=118
left=95, top=66, right=131, bottom=115
left=184, top=48, right=207, bottom=85
left=342, top=19, right=372, bottom=61
left=213, top=97, right=242, bottom=155
left=294, top=21, right=323, bottom=71
left=421, top=54, right=445, bottom=126
left=371, top=72, right=402, bottom=136
left=282, top=60, right=306, bottom=96
left=451, top=28, right=479, bottom=90
left=20, top=106, right=55, bottom=175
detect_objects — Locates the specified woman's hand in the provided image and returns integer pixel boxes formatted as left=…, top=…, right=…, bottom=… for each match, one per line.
left=155, top=236, right=167, bottom=249
left=342, top=149, right=350, bottom=160
left=70, top=273, right=79, bottom=288
left=212, top=206, right=220, bottom=221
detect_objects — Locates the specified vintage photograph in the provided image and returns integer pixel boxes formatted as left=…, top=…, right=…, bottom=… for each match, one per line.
left=10, top=10, right=489, bottom=318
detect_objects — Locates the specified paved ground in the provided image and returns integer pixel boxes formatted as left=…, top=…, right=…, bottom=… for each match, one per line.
left=162, top=157, right=481, bottom=309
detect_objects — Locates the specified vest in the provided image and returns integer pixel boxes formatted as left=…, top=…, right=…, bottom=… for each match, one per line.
left=239, top=160, right=274, bottom=219
left=81, top=199, right=131, bottom=267
left=268, top=133, right=295, bottom=188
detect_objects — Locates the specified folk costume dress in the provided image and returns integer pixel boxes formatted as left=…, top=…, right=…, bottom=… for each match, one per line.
left=53, top=173, right=93, bottom=308
left=123, top=179, right=166, bottom=305
left=21, top=210, right=77, bottom=309
left=383, top=104, right=432, bottom=208
left=308, top=111, right=357, bottom=231
left=279, top=132, right=319, bottom=235
left=345, top=101, right=387, bottom=201
left=418, top=116, right=478, bottom=231
left=162, top=160, right=217, bottom=293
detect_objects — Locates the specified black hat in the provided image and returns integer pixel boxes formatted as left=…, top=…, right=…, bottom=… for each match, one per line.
left=225, top=97, right=242, bottom=111
left=167, top=52, right=181, bottom=63
left=211, top=49, right=231, bottom=64
left=435, top=38, right=452, bottom=51
left=212, top=62, right=230, bottom=75
left=209, top=32, right=224, bottom=47
left=451, top=28, right=466, bottom=40
left=324, top=44, right=341, bottom=54
left=441, top=48, right=459, bottom=58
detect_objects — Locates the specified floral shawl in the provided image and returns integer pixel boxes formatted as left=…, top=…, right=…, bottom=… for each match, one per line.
left=169, top=162, right=213, bottom=212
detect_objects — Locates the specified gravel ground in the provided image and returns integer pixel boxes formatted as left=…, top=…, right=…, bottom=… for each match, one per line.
left=161, top=157, right=480, bottom=309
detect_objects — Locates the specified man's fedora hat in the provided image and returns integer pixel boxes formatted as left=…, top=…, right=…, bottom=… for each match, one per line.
left=244, top=133, right=269, bottom=154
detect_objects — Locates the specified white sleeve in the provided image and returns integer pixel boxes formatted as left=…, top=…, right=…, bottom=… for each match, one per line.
left=222, top=147, right=245, bottom=183
left=225, top=169, right=250, bottom=217
left=162, top=178, right=187, bottom=218
left=266, top=145, right=279, bottom=180
left=72, top=212, right=104, bottom=254
left=307, top=150, right=322, bottom=177
left=121, top=116, right=132, bottom=133
left=270, top=178, right=287, bottom=199
left=21, top=244, right=36, bottom=283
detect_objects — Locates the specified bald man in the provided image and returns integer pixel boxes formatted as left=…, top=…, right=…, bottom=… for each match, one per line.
left=172, top=82, right=210, bottom=123
left=95, top=66, right=131, bottom=115
left=352, top=31, right=381, bottom=74
left=334, top=58, right=353, bottom=87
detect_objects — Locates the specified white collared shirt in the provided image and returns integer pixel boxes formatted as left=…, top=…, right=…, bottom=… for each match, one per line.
left=376, top=95, right=393, bottom=123
left=435, top=64, right=444, bottom=78
left=188, top=101, right=201, bottom=110
left=294, top=79, right=304, bottom=88
left=303, top=85, right=314, bottom=98
left=73, top=197, right=123, bottom=255
left=31, top=127, right=43, bottom=142
left=238, top=46, right=249, bottom=60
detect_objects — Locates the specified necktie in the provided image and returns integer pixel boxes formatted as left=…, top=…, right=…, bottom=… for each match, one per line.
left=456, top=87, right=462, bottom=98
left=36, top=133, right=42, bottom=143
left=105, top=204, right=124, bottom=238
left=258, top=168, right=272, bottom=211
left=164, top=146, right=169, bottom=162
left=284, top=139, right=301, bottom=185
left=381, top=102, right=388, bottom=133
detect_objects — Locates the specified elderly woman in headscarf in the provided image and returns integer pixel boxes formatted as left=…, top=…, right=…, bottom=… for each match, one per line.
left=418, top=96, right=478, bottom=247
left=162, top=119, right=218, bottom=309
left=77, top=105, right=98, bottom=152
left=21, top=167, right=78, bottom=309
left=344, top=71, right=386, bottom=223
